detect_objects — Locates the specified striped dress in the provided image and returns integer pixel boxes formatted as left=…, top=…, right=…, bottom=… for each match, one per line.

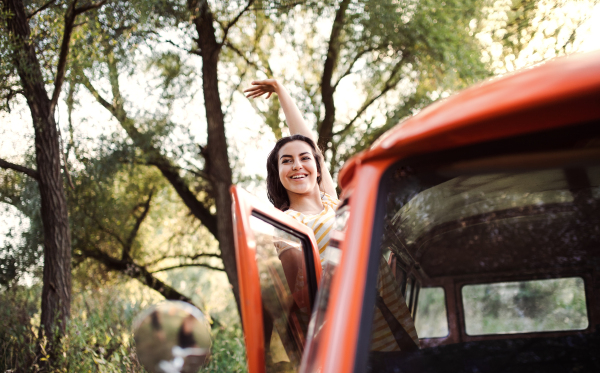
left=282, top=192, right=339, bottom=263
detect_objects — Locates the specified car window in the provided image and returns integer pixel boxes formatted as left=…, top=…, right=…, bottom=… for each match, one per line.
left=415, top=287, right=448, bottom=338
left=249, top=215, right=312, bottom=372
left=462, top=277, right=588, bottom=335
left=364, top=159, right=599, bottom=372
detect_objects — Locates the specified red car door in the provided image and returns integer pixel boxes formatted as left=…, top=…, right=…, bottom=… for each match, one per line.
left=231, top=186, right=322, bottom=373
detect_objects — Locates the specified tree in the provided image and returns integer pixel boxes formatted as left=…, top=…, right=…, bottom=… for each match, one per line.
left=0, top=0, right=107, bottom=357
left=239, top=0, right=592, bottom=174
left=235, top=0, right=489, bottom=173
left=67, top=0, right=265, bottom=311
left=67, top=141, right=224, bottom=307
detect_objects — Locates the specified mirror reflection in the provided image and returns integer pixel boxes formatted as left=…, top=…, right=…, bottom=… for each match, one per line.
left=134, top=301, right=211, bottom=373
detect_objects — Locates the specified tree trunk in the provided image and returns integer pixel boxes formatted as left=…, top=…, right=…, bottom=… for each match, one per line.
left=3, top=0, right=72, bottom=347
left=189, top=0, right=241, bottom=310
left=317, top=0, right=351, bottom=153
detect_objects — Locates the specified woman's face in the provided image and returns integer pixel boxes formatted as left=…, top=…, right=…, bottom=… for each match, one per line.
left=278, top=140, right=320, bottom=196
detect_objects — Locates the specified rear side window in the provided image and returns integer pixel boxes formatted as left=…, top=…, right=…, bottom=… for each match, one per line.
left=415, top=287, right=448, bottom=338
left=462, top=277, right=588, bottom=336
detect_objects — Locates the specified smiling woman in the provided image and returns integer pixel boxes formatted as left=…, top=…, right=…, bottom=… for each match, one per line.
left=267, top=135, right=323, bottom=212
left=244, top=79, right=340, bottom=262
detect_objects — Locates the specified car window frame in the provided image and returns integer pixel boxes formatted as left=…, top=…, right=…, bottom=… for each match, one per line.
left=456, top=273, right=593, bottom=340
left=231, top=186, right=323, bottom=373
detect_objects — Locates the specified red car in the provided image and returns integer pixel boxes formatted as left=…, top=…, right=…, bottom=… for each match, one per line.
left=231, top=51, right=600, bottom=373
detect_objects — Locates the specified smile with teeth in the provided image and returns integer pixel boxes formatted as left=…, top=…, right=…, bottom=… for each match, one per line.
left=291, top=174, right=307, bottom=179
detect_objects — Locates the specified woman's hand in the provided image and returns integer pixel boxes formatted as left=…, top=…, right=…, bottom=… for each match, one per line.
left=243, top=79, right=280, bottom=99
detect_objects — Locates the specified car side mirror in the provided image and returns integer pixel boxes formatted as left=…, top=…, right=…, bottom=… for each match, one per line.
left=133, top=301, right=211, bottom=373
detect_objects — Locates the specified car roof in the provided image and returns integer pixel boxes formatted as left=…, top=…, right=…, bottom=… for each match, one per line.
left=338, top=50, right=600, bottom=189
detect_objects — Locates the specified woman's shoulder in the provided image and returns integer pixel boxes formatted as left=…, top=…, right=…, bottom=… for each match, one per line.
left=321, top=192, right=340, bottom=209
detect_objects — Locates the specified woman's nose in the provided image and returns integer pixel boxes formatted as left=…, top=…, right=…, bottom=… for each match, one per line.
left=292, top=160, right=302, bottom=170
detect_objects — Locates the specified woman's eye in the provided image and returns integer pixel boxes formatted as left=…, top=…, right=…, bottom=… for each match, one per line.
left=302, top=157, right=311, bottom=161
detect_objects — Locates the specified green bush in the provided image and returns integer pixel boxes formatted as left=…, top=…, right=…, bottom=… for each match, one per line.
left=0, top=284, right=146, bottom=372
left=0, top=282, right=248, bottom=372
left=205, top=324, right=247, bottom=373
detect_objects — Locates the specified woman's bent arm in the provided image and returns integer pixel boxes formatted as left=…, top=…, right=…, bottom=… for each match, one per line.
left=244, top=79, right=312, bottom=139
left=244, top=79, right=338, bottom=198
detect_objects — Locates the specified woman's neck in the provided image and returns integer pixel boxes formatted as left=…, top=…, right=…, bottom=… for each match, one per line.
left=287, top=186, right=323, bottom=214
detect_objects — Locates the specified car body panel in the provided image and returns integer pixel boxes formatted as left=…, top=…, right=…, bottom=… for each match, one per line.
left=326, top=51, right=600, bottom=373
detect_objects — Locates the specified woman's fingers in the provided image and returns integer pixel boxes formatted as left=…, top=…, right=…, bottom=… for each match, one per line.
left=244, top=87, right=275, bottom=99
left=244, top=79, right=277, bottom=99
left=246, top=91, right=267, bottom=99
left=243, top=85, right=262, bottom=93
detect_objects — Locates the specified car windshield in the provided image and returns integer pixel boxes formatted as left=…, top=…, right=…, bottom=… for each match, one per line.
left=364, top=152, right=599, bottom=372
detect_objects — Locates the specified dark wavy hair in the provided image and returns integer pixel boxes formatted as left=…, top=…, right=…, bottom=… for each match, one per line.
left=267, top=134, right=322, bottom=211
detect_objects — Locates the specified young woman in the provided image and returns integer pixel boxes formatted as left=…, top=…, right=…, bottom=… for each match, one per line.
left=244, top=79, right=419, bottom=353
left=244, top=79, right=339, bottom=261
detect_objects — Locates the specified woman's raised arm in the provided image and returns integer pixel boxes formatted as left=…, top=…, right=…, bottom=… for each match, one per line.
left=244, top=79, right=338, bottom=198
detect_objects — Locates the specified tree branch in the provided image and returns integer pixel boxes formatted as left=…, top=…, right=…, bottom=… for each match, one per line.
left=1, top=88, right=24, bottom=113
left=317, top=0, right=351, bottom=151
left=0, top=158, right=39, bottom=180
left=333, top=48, right=376, bottom=90
left=51, top=0, right=108, bottom=114
left=220, top=0, right=255, bottom=46
left=27, top=0, right=56, bottom=19
left=83, top=211, right=127, bottom=248
left=145, top=252, right=221, bottom=267
left=223, top=42, right=263, bottom=72
left=159, top=37, right=202, bottom=56
left=74, top=0, right=107, bottom=15
left=334, top=56, right=408, bottom=136
left=152, top=263, right=225, bottom=273
left=79, top=247, right=196, bottom=304
left=123, top=188, right=154, bottom=260
left=81, top=68, right=219, bottom=238
left=79, top=73, right=117, bottom=115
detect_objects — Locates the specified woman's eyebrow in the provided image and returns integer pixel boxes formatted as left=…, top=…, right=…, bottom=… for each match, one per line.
left=279, top=152, right=310, bottom=160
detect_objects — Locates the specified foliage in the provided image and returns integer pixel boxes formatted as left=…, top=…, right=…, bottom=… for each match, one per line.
left=205, top=324, right=248, bottom=373
left=0, top=167, right=43, bottom=288
left=232, top=0, right=594, bottom=175
left=0, top=280, right=246, bottom=372
left=462, top=278, right=589, bottom=335
left=0, top=283, right=147, bottom=372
